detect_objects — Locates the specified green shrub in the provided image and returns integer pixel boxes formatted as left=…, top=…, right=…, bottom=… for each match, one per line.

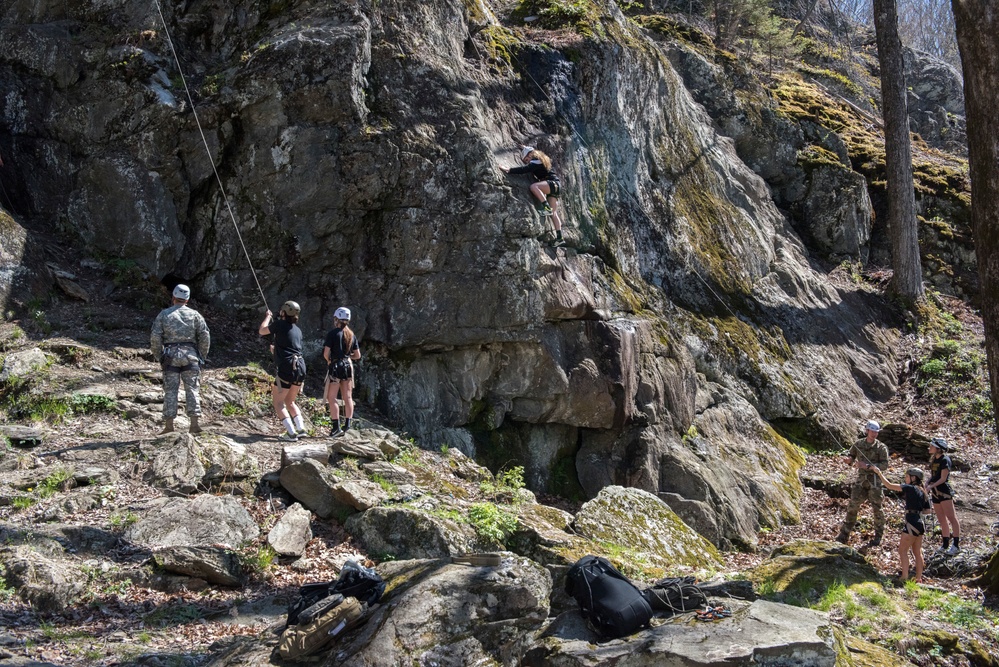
left=919, top=358, right=947, bottom=378
left=69, top=394, right=117, bottom=414
left=468, top=503, right=518, bottom=543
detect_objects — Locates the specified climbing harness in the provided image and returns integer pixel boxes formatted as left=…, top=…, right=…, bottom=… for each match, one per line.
left=151, top=0, right=268, bottom=311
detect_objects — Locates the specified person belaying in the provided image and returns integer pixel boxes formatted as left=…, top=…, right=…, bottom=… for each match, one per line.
left=836, top=420, right=890, bottom=546
left=500, top=145, right=565, bottom=248
left=870, top=465, right=930, bottom=583
left=150, top=284, right=211, bottom=435
left=927, top=436, right=961, bottom=555
left=259, top=301, right=307, bottom=442
left=323, top=307, right=362, bottom=438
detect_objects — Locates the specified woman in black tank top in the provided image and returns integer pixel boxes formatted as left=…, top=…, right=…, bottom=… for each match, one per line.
left=259, top=301, right=306, bottom=441
left=322, top=306, right=361, bottom=437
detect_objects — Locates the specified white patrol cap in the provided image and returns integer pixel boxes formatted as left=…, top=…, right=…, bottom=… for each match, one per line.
left=520, top=145, right=535, bottom=160
left=865, top=420, right=881, bottom=433
left=172, top=284, right=191, bottom=300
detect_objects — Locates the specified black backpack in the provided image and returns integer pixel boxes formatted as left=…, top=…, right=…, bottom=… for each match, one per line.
left=643, top=576, right=707, bottom=616
left=565, top=555, right=653, bottom=639
left=286, top=561, right=385, bottom=626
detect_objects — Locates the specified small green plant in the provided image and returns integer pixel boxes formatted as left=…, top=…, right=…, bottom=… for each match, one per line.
left=221, top=402, right=246, bottom=417
left=919, top=358, right=947, bottom=378
left=395, top=446, right=419, bottom=465
left=480, top=465, right=526, bottom=499
left=468, top=502, right=518, bottom=544
left=108, top=510, right=140, bottom=529
left=439, top=444, right=451, bottom=457
left=241, top=544, right=277, bottom=576
left=11, top=495, right=35, bottom=510
left=38, top=467, right=75, bottom=498
left=69, top=393, right=118, bottom=415
left=0, top=575, right=15, bottom=601
left=369, top=474, right=397, bottom=495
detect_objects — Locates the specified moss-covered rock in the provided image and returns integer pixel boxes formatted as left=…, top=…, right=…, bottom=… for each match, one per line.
left=571, top=486, right=723, bottom=577
left=747, top=539, right=882, bottom=606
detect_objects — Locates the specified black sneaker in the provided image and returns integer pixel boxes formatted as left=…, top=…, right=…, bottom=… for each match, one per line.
left=551, top=237, right=565, bottom=248
left=330, top=426, right=344, bottom=438
left=541, top=203, right=553, bottom=216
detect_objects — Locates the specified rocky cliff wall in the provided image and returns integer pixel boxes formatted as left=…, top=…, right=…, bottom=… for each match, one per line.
left=0, top=0, right=917, bottom=548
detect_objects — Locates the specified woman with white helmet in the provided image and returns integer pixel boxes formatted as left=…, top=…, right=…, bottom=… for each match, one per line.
left=259, top=301, right=307, bottom=441
left=927, top=436, right=961, bottom=554
left=323, top=306, right=361, bottom=437
left=500, top=145, right=565, bottom=248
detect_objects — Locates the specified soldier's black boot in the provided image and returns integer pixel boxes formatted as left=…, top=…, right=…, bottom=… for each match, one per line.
left=159, top=418, right=175, bottom=435
left=189, top=415, right=202, bottom=435
left=869, top=530, right=883, bottom=547
left=835, top=528, right=850, bottom=544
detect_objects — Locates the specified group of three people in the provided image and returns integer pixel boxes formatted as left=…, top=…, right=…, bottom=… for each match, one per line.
left=838, top=420, right=961, bottom=583
left=151, top=284, right=360, bottom=441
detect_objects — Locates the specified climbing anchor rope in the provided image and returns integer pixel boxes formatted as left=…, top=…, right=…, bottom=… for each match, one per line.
left=151, top=0, right=269, bottom=311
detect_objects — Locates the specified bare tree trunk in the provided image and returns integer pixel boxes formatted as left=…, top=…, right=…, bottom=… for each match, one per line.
left=792, top=0, right=822, bottom=37
left=951, top=0, right=999, bottom=433
left=873, top=0, right=924, bottom=302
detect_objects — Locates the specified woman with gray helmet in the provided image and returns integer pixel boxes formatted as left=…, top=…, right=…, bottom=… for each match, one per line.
left=259, top=301, right=307, bottom=441
left=323, top=307, right=361, bottom=437
left=871, top=465, right=931, bottom=582
left=928, top=436, right=961, bottom=554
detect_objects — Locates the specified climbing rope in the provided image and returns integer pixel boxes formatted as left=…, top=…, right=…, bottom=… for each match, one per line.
left=151, top=0, right=269, bottom=311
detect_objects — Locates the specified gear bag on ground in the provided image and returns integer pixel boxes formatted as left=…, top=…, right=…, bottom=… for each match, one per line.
left=565, top=555, right=653, bottom=639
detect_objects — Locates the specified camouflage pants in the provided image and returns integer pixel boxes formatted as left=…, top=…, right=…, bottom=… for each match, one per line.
left=163, top=366, right=201, bottom=418
left=842, top=477, right=885, bottom=534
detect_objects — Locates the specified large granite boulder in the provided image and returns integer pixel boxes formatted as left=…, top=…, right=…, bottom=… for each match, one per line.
left=345, top=506, right=480, bottom=559
left=124, top=495, right=259, bottom=549
left=571, top=486, right=722, bottom=572
left=267, top=503, right=313, bottom=557
left=279, top=459, right=341, bottom=519
left=141, top=433, right=205, bottom=495
left=330, top=556, right=551, bottom=666
left=0, top=545, right=86, bottom=612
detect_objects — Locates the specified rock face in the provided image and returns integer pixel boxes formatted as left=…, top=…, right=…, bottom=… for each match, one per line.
left=1, top=0, right=952, bottom=547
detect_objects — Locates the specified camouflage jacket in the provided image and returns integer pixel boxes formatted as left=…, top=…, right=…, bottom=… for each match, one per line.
left=849, top=437, right=889, bottom=479
left=150, top=305, right=210, bottom=363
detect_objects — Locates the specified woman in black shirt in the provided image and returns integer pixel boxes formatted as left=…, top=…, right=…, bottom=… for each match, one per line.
left=323, top=306, right=361, bottom=437
left=872, top=466, right=929, bottom=583
left=927, top=437, right=961, bottom=554
left=501, top=145, right=566, bottom=247
left=259, top=301, right=307, bottom=441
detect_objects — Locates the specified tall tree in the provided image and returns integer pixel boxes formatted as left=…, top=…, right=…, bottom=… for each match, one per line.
left=951, top=0, right=999, bottom=432
left=873, top=0, right=924, bottom=301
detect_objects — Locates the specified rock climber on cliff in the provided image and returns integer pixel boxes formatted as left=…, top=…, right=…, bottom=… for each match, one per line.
left=500, top=145, right=565, bottom=248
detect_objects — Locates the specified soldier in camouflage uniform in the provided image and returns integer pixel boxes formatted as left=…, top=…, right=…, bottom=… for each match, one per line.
left=836, top=420, right=891, bottom=546
left=150, top=284, right=211, bottom=434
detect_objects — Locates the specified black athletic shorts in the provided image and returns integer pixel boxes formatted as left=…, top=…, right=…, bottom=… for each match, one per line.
left=547, top=180, right=561, bottom=197
left=902, top=513, right=925, bottom=536
left=931, top=486, right=954, bottom=503
left=274, top=376, right=301, bottom=389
